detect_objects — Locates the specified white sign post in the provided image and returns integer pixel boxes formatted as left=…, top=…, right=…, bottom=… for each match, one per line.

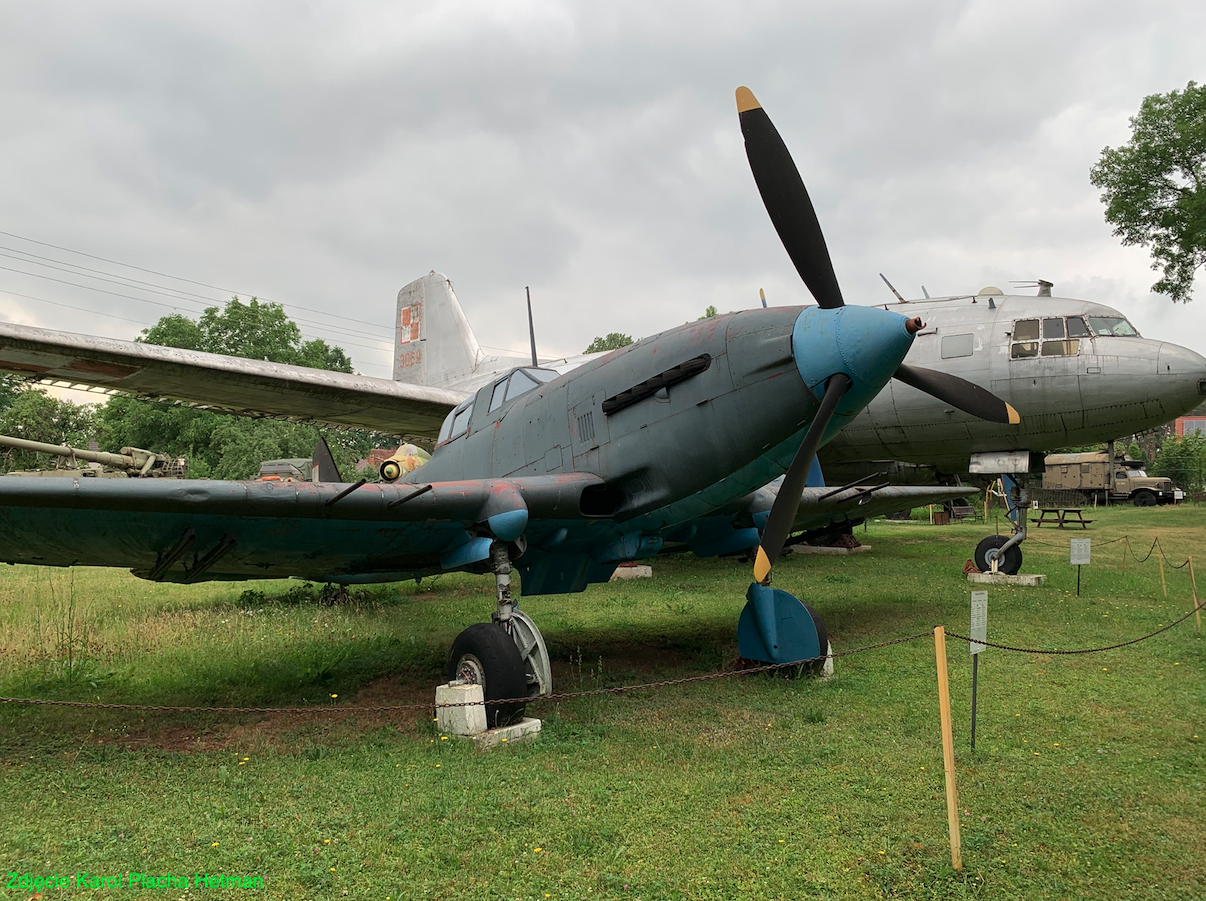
left=969, top=590, right=988, bottom=750
left=1071, top=538, right=1090, bottom=596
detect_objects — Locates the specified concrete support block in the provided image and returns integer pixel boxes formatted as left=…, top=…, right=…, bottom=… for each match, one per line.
left=967, top=572, right=1046, bottom=587
left=473, top=717, right=542, bottom=750
left=435, top=681, right=487, bottom=736
left=788, top=544, right=872, bottom=556
left=610, top=565, right=652, bottom=581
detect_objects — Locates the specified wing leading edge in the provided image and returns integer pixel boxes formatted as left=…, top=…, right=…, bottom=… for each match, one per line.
left=0, top=322, right=468, bottom=438
left=0, top=474, right=605, bottom=583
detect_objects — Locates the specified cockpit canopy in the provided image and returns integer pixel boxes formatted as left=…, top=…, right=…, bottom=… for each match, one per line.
left=436, top=367, right=560, bottom=445
left=1010, top=315, right=1140, bottom=359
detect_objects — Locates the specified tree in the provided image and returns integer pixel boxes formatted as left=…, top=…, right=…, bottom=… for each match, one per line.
left=698, top=305, right=718, bottom=319
left=98, top=298, right=368, bottom=479
left=1153, top=435, right=1206, bottom=492
left=1090, top=81, right=1206, bottom=303
left=0, top=390, right=98, bottom=471
left=583, top=332, right=633, bottom=354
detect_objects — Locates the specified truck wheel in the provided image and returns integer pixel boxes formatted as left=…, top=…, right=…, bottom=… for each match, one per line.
left=1133, top=490, right=1157, bottom=507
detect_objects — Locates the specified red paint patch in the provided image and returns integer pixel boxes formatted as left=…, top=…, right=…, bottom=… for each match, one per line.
left=0, top=359, right=51, bottom=374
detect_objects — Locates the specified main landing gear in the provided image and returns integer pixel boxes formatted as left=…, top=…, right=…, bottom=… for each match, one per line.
left=446, top=539, right=552, bottom=728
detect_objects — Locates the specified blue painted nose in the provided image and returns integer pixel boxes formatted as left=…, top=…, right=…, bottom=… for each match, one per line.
left=791, top=305, right=917, bottom=414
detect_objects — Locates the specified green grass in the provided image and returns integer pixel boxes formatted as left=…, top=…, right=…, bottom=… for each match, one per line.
left=1, top=505, right=1204, bottom=899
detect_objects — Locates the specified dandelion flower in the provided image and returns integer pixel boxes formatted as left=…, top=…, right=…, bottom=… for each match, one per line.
left=212, top=842, right=219, bottom=847
left=435, top=764, right=441, bottom=768
left=325, top=839, right=330, bottom=844
left=878, top=850, right=885, bottom=855
left=440, top=736, right=449, bottom=741
left=330, top=693, right=338, bottom=699
left=534, top=847, right=542, bottom=853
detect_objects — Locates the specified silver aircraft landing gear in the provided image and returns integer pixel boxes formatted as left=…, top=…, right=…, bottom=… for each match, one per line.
left=446, top=539, right=552, bottom=727
left=975, top=474, right=1027, bottom=575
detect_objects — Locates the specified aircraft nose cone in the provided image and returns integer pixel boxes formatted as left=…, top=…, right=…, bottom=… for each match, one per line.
left=792, top=305, right=916, bottom=413
left=1157, top=342, right=1206, bottom=415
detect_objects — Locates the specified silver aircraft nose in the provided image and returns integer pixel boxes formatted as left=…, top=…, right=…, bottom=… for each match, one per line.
left=1156, top=342, right=1206, bottom=415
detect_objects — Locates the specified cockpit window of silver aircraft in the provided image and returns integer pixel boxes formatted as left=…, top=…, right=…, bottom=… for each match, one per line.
left=1086, top=316, right=1140, bottom=337
left=1009, top=314, right=1140, bottom=360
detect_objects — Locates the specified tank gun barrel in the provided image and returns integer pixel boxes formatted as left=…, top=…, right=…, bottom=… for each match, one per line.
left=0, top=434, right=136, bottom=468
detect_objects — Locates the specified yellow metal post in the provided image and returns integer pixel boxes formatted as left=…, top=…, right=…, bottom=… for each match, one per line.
left=1122, top=536, right=1128, bottom=574
left=933, top=626, right=962, bottom=871
left=1159, top=551, right=1167, bottom=598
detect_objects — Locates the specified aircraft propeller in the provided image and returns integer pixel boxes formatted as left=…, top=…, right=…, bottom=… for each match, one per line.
left=737, top=86, right=1020, bottom=588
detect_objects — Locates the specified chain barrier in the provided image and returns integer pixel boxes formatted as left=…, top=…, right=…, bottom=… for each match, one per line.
left=2, top=595, right=1201, bottom=715
left=0, top=632, right=936, bottom=714
left=1019, top=532, right=1190, bottom=568
left=947, top=597, right=1204, bottom=656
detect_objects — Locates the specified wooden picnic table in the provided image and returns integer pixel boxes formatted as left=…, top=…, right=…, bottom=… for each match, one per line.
left=1031, top=507, right=1093, bottom=529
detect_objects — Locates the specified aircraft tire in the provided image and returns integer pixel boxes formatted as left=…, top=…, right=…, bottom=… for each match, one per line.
left=446, top=623, right=527, bottom=728
left=1133, top=490, right=1157, bottom=507
left=974, top=534, right=1022, bottom=575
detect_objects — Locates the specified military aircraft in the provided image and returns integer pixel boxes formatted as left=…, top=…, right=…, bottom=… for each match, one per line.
left=389, top=260, right=1206, bottom=578
left=815, top=284, right=1206, bottom=573
left=0, top=88, right=1020, bottom=724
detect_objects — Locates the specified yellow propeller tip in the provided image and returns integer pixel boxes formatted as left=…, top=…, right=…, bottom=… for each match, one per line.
left=759, top=288, right=766, bottom=300
left=753, top=546, right=772, bottom=584
left=1006, top=403, right=1021, bottom=425
left=736, top=86, right=761, bottom=113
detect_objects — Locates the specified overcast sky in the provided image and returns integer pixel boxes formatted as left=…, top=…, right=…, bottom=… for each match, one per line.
left=1, top=1, right=1204, bottom=383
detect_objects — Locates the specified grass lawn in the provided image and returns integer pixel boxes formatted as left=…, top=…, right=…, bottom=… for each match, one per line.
left=1, top=504, right=1203, bottom=899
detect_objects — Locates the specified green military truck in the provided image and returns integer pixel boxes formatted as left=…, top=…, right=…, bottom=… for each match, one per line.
left=1043, top=451, right=1176, bottom=506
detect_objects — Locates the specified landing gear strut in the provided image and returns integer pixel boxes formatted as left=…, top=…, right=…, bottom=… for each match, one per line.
left=976, top=473, right=1027, bottom=575
left=445, top=538, right=551, bottom=728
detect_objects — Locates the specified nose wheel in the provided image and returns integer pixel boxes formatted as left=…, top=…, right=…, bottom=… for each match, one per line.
left=975, top=534, right=1022, bottom=575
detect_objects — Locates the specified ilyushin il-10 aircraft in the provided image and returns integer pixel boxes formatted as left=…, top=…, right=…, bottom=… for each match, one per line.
left=8, top=86, right=1198, bottom=722
left=0, top=88, right=1024, bottom=723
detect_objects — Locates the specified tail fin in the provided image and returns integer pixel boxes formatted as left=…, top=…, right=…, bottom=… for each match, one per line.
left=393, top=272, right=482, bottom=388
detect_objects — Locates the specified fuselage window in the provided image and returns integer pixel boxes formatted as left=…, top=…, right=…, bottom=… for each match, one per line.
left=1013, top=319, right=1039, bottom=340
left=437, top=409, right=457, bottom=444
left=488, top=378, right=508, bottom=413
left=504, top=369, right=540, bottom=403
left=1010, top=319, right=1039, bottom=359
left=1042, top=318, right=1065, bottom=339
left=1087, top=317, right=1140, bottom=337
left=502, top=368, right=559, bottom=405
left=1066, top=317, right=1090, bottom=338
left=442, top=401, right=474, bottom=442
left=1042, top=339, right=1079, bottom=357
left=940, top=334, right=974, bottom=359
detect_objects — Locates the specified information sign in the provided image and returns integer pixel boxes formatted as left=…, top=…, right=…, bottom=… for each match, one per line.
left=969, top=590, right=988, bottom=655
left=1070, top=538, right=1091, bottom=566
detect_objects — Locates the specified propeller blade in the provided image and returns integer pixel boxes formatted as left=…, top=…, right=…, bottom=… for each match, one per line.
left=893, top=364, right=1021, bottom=424
left=737, top=86, right=844, bottom=310
left=754, top=373, right=852, bottom=584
